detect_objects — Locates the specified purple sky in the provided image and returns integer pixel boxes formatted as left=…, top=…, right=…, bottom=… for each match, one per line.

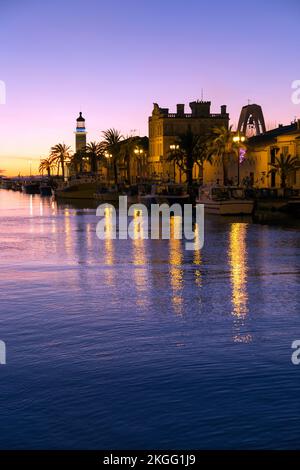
left=0, top=0, right=299, bottom=175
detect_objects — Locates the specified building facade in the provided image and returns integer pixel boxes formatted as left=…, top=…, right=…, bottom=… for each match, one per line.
left=148, top=100, right=229, bottom=182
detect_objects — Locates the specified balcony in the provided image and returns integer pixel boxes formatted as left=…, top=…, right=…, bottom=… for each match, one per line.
left=165, top=113, right=228, bottom=119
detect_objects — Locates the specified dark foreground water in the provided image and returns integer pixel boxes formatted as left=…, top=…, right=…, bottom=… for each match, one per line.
left=0, top=189, right=300, bottom=449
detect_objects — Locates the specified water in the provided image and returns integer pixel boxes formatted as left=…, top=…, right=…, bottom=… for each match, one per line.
left=0, top=189, right=300, bottom=449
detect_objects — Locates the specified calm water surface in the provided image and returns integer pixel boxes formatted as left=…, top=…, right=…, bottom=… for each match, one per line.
left=0, top=189, right=300, bottom=449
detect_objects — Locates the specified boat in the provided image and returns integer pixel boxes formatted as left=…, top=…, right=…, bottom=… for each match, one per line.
left=94, top=186, right=119, bottom=202
left=40, top=183, right=53, bottom=196
left=22, top=182, right=40, bottom=194
left=1, top=178, right=13, bottom=190
left=139, top=183, right=189, bottom=207
left=285, top=194, right=300, bottom=216
left=55, top=182, right=98, bottom=199
left=196, top=186, right=254, bottom=215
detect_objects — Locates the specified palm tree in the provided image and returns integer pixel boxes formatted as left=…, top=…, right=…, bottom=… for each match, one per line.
left=85, top=142, right=104, bottom=174
left=100, top=129, right=123, bottom=185
left=210, top=125, right=241, bottom=185
left=120, top=136, right=136, bottom=184
left=69, top=149, right=86, bottom=175
left=50, top=143, right=71, bottom=179
left=134, top=136, right=149, bottom=181
left=39, top=157, right=55, bottom=177
left=119, top=136, right=148, bottom=183
left=167, top=128, right=212, bottom=191
left=268, top=153, right=300, bottom=188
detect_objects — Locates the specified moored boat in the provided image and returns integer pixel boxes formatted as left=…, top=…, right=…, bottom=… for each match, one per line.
left=139, top=183, right=189, bottom=207
left=40, top=184, right=53, bottom=196
left=196, top=186, right=254, bottom=215
left=94, top=186, right=119, bottom=202
left=22, top=182, right=40, bottom=194
left=1, top=178, right=13, bottom=190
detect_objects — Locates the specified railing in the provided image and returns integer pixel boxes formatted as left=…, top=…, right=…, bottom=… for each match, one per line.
left=165, top=113, right=228, bottom=119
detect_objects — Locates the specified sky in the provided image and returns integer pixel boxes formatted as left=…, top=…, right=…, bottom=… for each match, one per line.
left=0, top=0, right=299, bottom=176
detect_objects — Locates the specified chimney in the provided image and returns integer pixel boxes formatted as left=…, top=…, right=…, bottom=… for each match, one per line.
left=177, top=104, right=185, bottom=117
left=221, top=105, right=227, bottom=115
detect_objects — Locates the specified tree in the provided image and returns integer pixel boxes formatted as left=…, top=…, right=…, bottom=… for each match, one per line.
left=268, top=153, right=300, bottom=188
left=39, top=157, right=55, bottom=177
left=134, top=136, right=149, bottom=181
left=210, top=125, right=241, bottom=185
left=167, top=128, right=212, bottom=191
left=100, top=129, right=123, bottom=185
left=85, top=141, right=104, bottom=173
left=120, top=136, right=149, bottom=183
left=120, top=136, right=136, bottom=184
left=69, top=149, right=87, bottom=175
left=50, top=143, right=71, bottom=179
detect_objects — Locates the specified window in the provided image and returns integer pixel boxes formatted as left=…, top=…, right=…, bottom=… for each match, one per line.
left=282, top=146, right=289, bottom=155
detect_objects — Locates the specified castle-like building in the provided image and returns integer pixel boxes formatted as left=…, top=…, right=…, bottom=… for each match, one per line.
left=148, top=100, right=229, bottom=182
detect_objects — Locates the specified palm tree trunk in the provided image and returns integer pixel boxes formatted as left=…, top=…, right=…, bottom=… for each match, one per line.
left=223, top=155, right=229, bottom=186
left=113, top=160, right=118, bottom=186
left=91, top=155, right=97, bottom=173
left=127, top=155, right=131, bottom=184
left=61, top=158, right=65, bottom=179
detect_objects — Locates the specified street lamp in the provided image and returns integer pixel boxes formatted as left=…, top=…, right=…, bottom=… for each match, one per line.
left=169, top=144, right=180, bottom=182
left=104, top=151, right=113, bottom=183
left=134, top=147, right=144, bottom=181
left=233, top=133, right=246, bottom=186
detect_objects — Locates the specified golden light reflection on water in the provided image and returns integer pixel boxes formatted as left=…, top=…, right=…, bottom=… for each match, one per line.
left=103, top=207, right=115, bottom=286
left=169, top=216, right=184, bottom=315
left=132, top=209, right=149, bottom=308
left=63, top=208, right=72, bottom=256
left=132, top=209, right=146, bottom=265
left=228, top=223, right=251, bottom=343
left=193, top=224, right=202, bottom=287
left=29, top=195, right=33, bottom=217
left=103, top=207, right=115, bottom=266
left=86, top=222, right=93, bottom=252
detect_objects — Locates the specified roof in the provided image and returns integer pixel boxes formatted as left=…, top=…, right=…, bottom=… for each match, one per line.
left=76, top=112, right=85, bottom=121
left=248, top=122, right=299, bottom=146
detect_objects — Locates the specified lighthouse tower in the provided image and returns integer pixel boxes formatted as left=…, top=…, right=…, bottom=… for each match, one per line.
left=75, top=112, right=87, bottom=152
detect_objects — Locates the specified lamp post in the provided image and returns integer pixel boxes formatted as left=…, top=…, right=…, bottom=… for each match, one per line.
left=233, top=133, right=246, bottom=186
left=169, top=144, right=179, bottom=182
left=104, top=151, right=112, bottom=183
left=134, top=147, right=144, bottom=182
